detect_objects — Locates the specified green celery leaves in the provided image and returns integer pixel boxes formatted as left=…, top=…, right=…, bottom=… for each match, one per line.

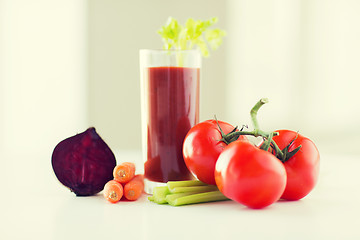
left=158, top=17, right=226, bottom=57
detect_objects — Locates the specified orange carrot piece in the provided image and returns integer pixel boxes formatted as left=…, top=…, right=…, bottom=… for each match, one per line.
left=103, top=180, right=123, bottom=203
left=124, top=175, right=144, bottom=201
left=113, top=162, right=136, bottom=183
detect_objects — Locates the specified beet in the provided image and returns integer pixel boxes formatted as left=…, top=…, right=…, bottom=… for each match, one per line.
left=52, top=127, right=116, bottom=196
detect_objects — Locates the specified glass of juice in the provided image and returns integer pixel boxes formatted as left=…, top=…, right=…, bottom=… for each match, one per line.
left=139, top=49, right=201, bottom=193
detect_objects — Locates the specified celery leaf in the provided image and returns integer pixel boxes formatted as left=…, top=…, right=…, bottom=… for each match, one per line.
left=158, top=17, right=226, bottom=57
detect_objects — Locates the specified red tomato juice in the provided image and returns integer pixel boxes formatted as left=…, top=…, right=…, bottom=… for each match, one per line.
left=144, top=66, right=200, bottom=182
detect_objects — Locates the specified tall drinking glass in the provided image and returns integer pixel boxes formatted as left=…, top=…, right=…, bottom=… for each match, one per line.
left=140, top=49, right=201, bottom=194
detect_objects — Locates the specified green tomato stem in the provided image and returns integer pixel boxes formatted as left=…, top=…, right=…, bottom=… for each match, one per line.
left=219, top=98, right=285, bottom=159
left=250, top=98, right=268, bottom=131
left=270, top=139, right=284, bottom=159
left=260, top=132, right=274, bottom=152
left=248, top=98, right=284, bottom=159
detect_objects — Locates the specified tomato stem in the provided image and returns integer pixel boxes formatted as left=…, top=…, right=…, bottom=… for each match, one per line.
left=270, top=139, right=285, bottom=159
left=277, top=135, right=302, bottom=162
left=219, top=98, right=288, bottom=160
left=215, top=116, right=241, bottom=144
left=260, top=132, right=274, bottom=151
left=222, top=129, right=276, bottom=141
left=220, top=98, right=286, bottom=159
left=250, top=98, right=268, bottom=131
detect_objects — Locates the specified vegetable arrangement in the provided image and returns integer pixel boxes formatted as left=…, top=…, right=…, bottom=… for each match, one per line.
left=149, top=98, right=320, bottom=209
left=51, top=17, right=320, bottom=210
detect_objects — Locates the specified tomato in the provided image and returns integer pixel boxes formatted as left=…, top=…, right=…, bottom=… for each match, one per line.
left=215, top=141, right=287, bottom=209
left=183, top=120, right=246, bottom=185
left=268, top=130, right=320, bottom=200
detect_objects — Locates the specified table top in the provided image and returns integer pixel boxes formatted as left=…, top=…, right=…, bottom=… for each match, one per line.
left=1, top=150, right=359, bottom=240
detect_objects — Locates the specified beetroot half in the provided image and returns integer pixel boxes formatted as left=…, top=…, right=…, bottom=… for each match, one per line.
left=52, top=127, right=116, bottom=196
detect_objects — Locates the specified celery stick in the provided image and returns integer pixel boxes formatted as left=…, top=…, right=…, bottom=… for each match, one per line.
left=165, top=192, right=195, bottom=205
left=168, top=191, right=229, bottom=206
left=167, top=180, right=208, bottom=191
left=170, top=185, right=218, bottom=194
left=153, top=186, right=170, bottom=204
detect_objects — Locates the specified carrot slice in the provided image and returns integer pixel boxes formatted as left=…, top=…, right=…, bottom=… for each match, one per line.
left=113, top=162, right=136, bottom=183
left=103, top=180, right=123, bottom=203
left=124, top=175, right=144, bottom=201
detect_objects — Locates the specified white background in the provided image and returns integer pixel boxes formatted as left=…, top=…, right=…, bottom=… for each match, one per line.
left=2, top=0, right=360, bottom=156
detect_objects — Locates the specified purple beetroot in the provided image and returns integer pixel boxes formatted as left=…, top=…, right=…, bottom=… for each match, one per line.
left=52, top=127, right=116, bottom=196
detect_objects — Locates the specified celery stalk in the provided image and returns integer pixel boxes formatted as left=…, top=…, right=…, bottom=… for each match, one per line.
left=148, top=180, right=230, bottom=206
left=153, top=186, right=170, bottom=204
left=167, top=180, right=208, bottom=191
left=165, top=192, right=196, bottom=205
left=168, top=191, right=229, bottom=206
left=170, top=185, right=218, bottom=194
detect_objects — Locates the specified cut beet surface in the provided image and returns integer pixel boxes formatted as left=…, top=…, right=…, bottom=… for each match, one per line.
left=51, top=127, right=117, bottom=196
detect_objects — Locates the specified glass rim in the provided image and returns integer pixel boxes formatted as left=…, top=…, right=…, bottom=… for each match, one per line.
left=139, top=49, right=201, bottom=54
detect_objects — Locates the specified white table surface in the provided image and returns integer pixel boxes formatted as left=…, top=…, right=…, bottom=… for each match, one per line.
left=1, top=150, right=360, bottom=240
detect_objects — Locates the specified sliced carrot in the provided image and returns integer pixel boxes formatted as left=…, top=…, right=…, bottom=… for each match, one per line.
left=103, top=180, right=123, bottom=203
left=113, top=162, right=136, bottom=183
left=124, top=175, right=144, bottom=201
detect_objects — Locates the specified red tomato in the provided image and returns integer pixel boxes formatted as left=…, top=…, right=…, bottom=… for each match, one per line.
left=269, top=130, right=320, bottom=200
left=215, top=141, right=287, bottom=209
left=183, top=120, right=246, bottom=185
